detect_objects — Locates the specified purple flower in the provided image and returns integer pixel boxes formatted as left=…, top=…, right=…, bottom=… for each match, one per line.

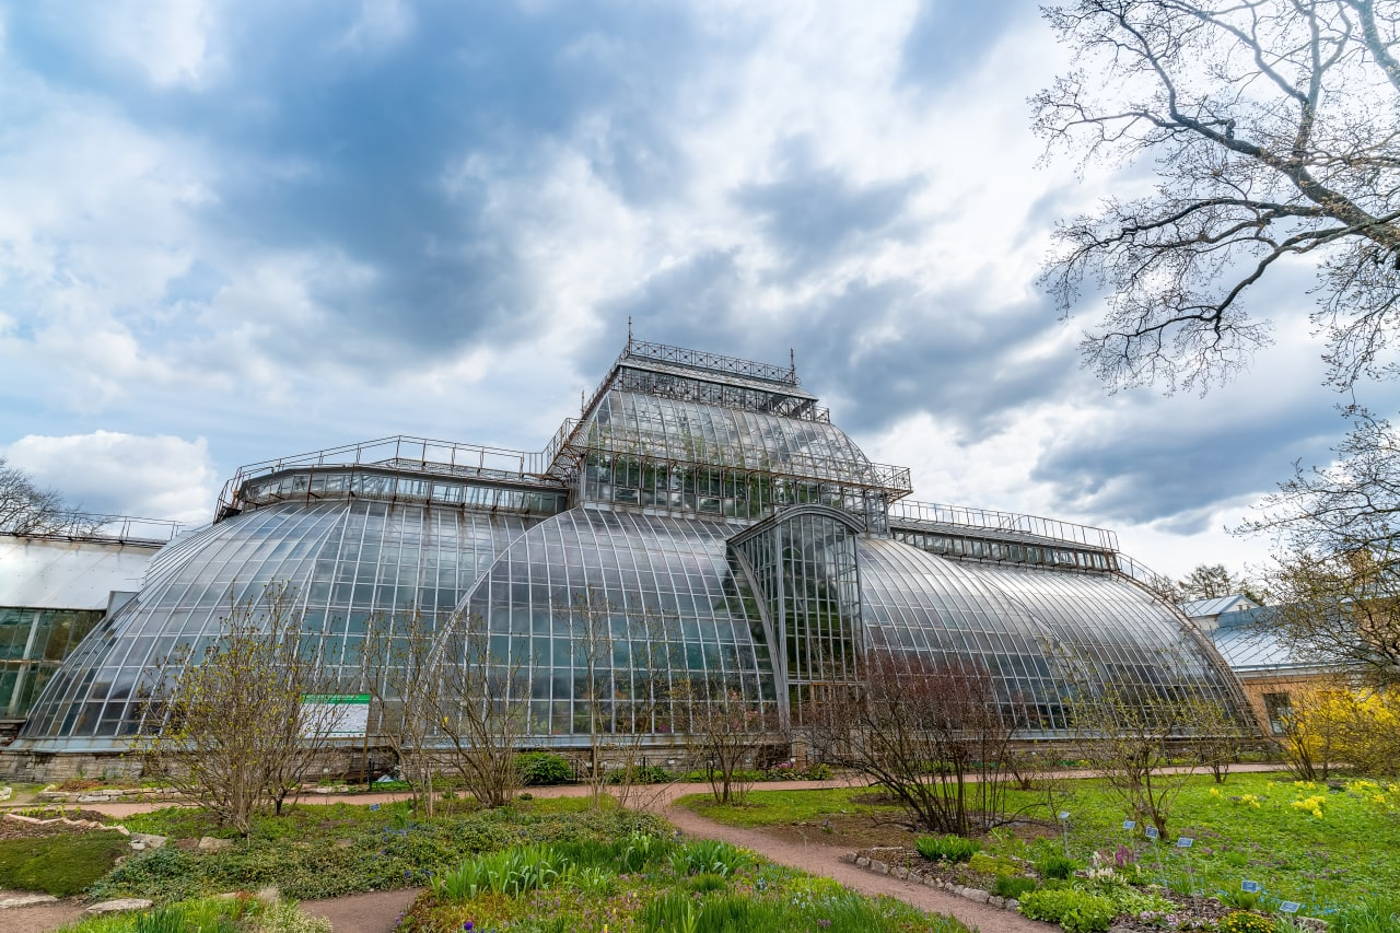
left=463, top=923, right=474, bottom=931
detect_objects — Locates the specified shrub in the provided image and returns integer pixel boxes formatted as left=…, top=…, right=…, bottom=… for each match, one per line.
left=1018, top=888, right=1118, bottom=933
left=0, top=831, right=131, bottom=896
left=915, top=835, right=979, bottom=863
left=518, top=753, right=573, bottom=786
left=686, top=872, right=729, bottom=893
left=993, top=876, right=1038, bottom=900
left=605, top=764, right=675, bottom=785
left=1034, top=853, right=1077, bottom=880
left=1218, top=911, right=1277, bottom=933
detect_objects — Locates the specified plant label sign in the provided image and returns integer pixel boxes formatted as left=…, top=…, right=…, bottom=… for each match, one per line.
left=369, top=803, right=381, bottom=811
left=1241, top=880, right=1261, bottom=893
left=1280, top=902, right=1301, bottom=914
left=300, top=693, right=370, bottom=738
left=1176, top=837, right=1194, bottom=848
left=1058, top=811, right=1071, bottom=822
left=1122, top=819, right=1136, bottom=830
left=1144, top=826, right=1159, bottom=840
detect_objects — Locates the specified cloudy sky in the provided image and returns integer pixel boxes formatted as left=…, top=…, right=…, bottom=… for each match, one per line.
left=0, top=0, right=1386, bottom=577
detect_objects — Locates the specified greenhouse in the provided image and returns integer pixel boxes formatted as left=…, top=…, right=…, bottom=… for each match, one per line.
left=10, top=339, right=1250, bottom=758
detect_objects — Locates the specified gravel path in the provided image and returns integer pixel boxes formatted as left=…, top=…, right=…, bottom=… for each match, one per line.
left=0, top=901, right=83, bottom=933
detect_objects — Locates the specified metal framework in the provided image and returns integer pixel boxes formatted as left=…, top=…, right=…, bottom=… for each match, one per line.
left=13, top=337, right=1255, bottom=753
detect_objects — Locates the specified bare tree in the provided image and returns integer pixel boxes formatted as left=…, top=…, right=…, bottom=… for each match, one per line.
left=1183, top=695, right=1252, bottom=783
left=136, top=585, right=342, bottom=835
left=1178, top=564, right=1257, bottom=602
left=1066, top=669, right=1205, bottom=837
left=433, top=618, right=527, bottom=808
left=0, top=459, right=101, bottom=536
left=678, top=678, right=774, bottom=806
left=1037, top=0, right=1400, bottom=392
left=803, top=653, right=1025, bottom=836
left=1244, top=409, right=1400, bottom=685
left=363, top=610, right=444, bottom=817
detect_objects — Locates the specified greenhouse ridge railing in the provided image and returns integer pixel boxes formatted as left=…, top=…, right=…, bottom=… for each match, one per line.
left=889, top=500, right=1120, bottom=552
left=5, top=513, right=189, bottom=546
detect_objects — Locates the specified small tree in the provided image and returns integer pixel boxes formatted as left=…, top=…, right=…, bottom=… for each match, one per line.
left=678, top=679, right=773, bottom=805
left=1067, top=675, right=1200, bottom=838
left=137, top=585, right=340, bottom=835
left=803, top=652, right=1025, bottom=836
left=1183, top=696, right=1252, bottom=784
left=0, top=458, right=101, bottom=536
left=432, top=618, right=527, bottom=808
left=363, top=610, right=444, bottom=817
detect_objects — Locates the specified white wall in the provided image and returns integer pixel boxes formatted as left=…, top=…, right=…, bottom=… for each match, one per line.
left=0, top=536, right=158, bottom=610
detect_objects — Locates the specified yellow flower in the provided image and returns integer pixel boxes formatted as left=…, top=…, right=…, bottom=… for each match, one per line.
left=1209, top=788, right=1221, bottom=797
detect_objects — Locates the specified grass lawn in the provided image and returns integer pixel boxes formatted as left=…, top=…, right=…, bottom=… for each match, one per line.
left=680, top=770, right=1400, bottom=918
left=0, top=831, right=131, bottom=896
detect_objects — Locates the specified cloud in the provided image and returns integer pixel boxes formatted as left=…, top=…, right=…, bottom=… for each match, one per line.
left=0, top=0, right=1384, bottom=580
left=3, top=431, right=218, bottom=524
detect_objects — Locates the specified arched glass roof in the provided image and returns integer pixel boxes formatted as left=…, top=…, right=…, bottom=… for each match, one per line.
left=856, top=538, right=1248, bottom=731
left=457, top=507, right=778, bottom=742
left=18, top=501, right=535, bottom=749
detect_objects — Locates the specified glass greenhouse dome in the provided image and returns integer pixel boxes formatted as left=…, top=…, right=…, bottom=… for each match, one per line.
left=12, top=339, right=1250, bottom=755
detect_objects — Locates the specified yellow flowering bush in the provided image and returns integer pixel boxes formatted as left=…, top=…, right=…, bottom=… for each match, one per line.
left=1284, top=686, right=1400, bottom=776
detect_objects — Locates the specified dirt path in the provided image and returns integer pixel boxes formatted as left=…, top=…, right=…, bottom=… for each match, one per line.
left=0, top=901, right=84, bottom=933
left=301, top=888, right=422, bottom=933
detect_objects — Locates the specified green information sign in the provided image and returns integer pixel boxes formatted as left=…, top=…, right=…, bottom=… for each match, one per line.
left=300, top=694, right=371, bottom=737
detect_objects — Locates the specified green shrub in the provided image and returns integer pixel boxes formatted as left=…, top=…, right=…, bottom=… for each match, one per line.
left=1018, top=888, right=1118, bottom=933
left=1221, top=889, right=1266, bottom=911
left=1091, top=883, right=1172, bottom=916
left=605, top=764, right=675, bottom=785
left=518, top=753, right=573, bottom=786
left=1034, top=853, right=1077, bottom=880
left=0, top=831, right=130, bottom=896
left=993, top=876, right=1038, bottom=900
left=1331, top=896, right=1400, bottom=933
left=1218, top=911, right=1277, bottom=933
left=915, top=835, right=979, bottom=863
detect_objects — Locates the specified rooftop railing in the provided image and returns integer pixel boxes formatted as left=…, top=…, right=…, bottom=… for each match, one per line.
left=888, top=499, right=1119, bottom=552
left=6, top=513, right=190, bottom=546
left=216, top=435, right=560, bottom=517
left=623, top=338, right=800, bottom=386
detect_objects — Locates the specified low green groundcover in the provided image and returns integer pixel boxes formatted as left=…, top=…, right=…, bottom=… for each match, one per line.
left=57, top=895, right=330, bottom=933
left=97, top=799, right=666, bottom=903
left=401, top=834, right=970, bottom=932
left=0, top=831, right=130, bottom=896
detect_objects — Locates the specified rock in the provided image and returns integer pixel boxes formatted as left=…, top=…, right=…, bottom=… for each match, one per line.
left=130, top=833, right=167, bottom=850
left=129, top=842, right=145, bottom=852
left=197, top=836, right=234, bottom=852
left=1007, top=899, right=1019, bottom=911
left=86, top=898, right=154, bottom=914
left=965, top=888, right=990, bottom=904
left=839, top=853, right=855, bottom=864
left=855, top=856, right=870, bottom=868
left=870, top=859, right=889, bottom=874
left=0, top=894, right=58, bottom=909
left=923, top=875, right=939, bottom=887
left=990, top=896, right=1005, bottom=908
left=254, top=886, right=280, bottom=904
left=3, top=814, right=41, bottom=825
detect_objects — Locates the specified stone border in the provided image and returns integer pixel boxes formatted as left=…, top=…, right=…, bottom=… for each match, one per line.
left=36, top=784, right=180, bottom=804
left=841, top=852, right=1021, bottom=912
